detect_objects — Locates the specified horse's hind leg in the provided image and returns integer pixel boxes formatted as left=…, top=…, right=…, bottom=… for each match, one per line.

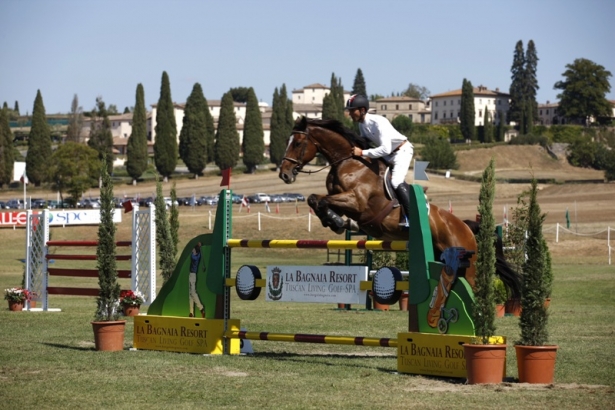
left=308, top=194, right=345, bottom=234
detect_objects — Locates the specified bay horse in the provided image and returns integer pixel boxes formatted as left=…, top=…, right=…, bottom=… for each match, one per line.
left=279, top=117, right=521, bottom=326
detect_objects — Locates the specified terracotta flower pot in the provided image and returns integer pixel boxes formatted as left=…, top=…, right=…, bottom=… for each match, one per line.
left=463, top=343, right=507, bottom=384
left=123, top=304, right=140, bottom=316
left=91, top=321, right=126, bottom=351
left=515, top=345, right=558, bottom=384
left=369, top=291, right=389, bottom=311
left=505, top=298, right=521, bottom=316
left=398, top=292, right=409, bottom=311
left=495, top=304, right=505, bottom=318
left=8, top=300, right=24, bottom=311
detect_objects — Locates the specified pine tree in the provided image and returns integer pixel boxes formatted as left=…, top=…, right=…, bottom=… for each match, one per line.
left=214, top=91, right=240, bottom=170
left=95, top=159, right=121, bottom=321
left=555, top=58, right=613, bottom=124
left=154, top=178, right=175, bottom=283
left=154, top=71, right=178, bottom=181
left=126, top=84, right=149, bottom=184
left=269, top=86, right=288, bottom=169
left=483, top=108, right=494, bottom=143
left=66, top=94, right=83, bottom=143
left=352, top=68, right=367, bottom=97
left=179, top=83, right=208, bottom=177
left=26, top=90, right=52, bottom=186
left=508, top=40, right=526, bottom=126
left=87, top=97, right=114, bottom=175
left=460, top=79, right=476, bottom=142
left=473, top=158, right=497, bottom=343
left=242, top=87, right=264, bottom=173
left=0, top=107, right=15, bottom=187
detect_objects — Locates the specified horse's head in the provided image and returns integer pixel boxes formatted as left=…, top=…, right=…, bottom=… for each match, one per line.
left=279, top=117, right=318, bottom=184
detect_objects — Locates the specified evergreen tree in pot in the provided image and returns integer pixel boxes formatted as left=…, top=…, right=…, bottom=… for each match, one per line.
left=515, top=179, right=558, bottom=383
left=463, top=158, right=506, bottom=384
left=92, top=160, right=125, bottom=351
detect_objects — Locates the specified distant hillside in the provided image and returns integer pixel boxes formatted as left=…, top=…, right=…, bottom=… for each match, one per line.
left=454, top=145, right=604, bottom=182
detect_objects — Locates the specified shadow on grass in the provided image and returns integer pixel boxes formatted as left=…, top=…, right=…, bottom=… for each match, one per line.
left=42, top=342, right=94, bottom=351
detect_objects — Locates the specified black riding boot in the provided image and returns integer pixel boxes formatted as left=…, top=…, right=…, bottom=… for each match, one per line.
left=395, top=183, right=411, bottom=227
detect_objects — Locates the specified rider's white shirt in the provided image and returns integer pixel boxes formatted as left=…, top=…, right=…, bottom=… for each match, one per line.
left=359, top=113, right=413, bottom=160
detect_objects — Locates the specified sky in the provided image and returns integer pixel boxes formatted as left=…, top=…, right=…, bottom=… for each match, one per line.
left=1, top=0, right=614, bottom=115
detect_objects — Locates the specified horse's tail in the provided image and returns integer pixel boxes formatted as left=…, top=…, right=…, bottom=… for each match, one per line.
left=495, top=255, right=522, bottom=299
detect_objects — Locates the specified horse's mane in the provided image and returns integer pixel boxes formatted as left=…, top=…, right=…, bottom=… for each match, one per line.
left=304, top=118, right=370, bottom=150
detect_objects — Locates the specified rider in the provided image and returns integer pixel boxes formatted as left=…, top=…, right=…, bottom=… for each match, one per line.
left=345, top=94, right=414, bottom=226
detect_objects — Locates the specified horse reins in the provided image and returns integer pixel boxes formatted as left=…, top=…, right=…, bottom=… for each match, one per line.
left=282, top=130, right=353, bottom=175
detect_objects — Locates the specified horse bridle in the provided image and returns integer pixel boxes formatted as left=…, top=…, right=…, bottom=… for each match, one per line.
left=282, top=129, right=353, bottom=175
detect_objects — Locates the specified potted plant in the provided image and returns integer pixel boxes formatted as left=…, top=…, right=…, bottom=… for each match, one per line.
left=4, top=287, right=31, bottom=311
left=515, top=179, right=558, bottom=383
left=91, top=160, right=126, bottom=351
left=463, top=158, right=507, bottom=384
left=120, top=290, right=145, bottom=316
left=493, top=277, right=507, bottom=318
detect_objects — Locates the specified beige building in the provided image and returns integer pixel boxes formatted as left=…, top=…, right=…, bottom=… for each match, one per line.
left=430, top=85, right=510, bottom=126
left=373, top=96, right=430, bottom=124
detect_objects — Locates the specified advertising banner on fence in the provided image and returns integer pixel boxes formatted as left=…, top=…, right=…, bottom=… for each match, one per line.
left=0, top=210, right=122, bottom=227
left=265, top=265, right=368, bottom=304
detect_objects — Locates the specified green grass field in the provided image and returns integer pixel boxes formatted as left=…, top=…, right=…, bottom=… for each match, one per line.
left=1, top=206, right=614, bottom=409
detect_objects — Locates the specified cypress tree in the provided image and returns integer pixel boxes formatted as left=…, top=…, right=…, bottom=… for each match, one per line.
left=352, top=68, right=367, bottom=97
left=154, top=177, right=175, bottom=283
left=473, top=158, right=497, bottom=343
left=525, top=40, right=540, bottom=125
left=269, top=87, right=287, bottom=169
left=460, top=79, right=476, bottom=142
left=508, top=40, right=525, bottom=126
left=170, top=182, right=179, bottom=259
left=0, top=107, right=15, bottom=187
left=496, top=111, right=505, bottom=142
left=518, top=179, right=550, bottom=346
left=483, top=108, right=494, bottom=143
left=242, top=87, right=264, bottom=173
left=14, top=101, right=19, bottom=116
left=154, top=71, right=178, bottom=181
left=126, top=84, right=148, bottom=184
left=26, top=90, right=52, bottom=186
left=179, top=83, right=208, bottom=177
left=87, top=97, right=114, bottom=175
left=66, top=94, right=83, bottom=143
left=214, top=91, right=240, bottom=170
left=95, top=159, right=121, bottom=321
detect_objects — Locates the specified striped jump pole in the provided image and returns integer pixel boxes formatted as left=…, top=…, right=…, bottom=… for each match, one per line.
left=226, top=330, right=397, bottom=348
left=227, top=239, right=407, bottom=251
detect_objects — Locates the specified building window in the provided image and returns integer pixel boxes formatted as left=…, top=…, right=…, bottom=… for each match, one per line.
left=546, top=109, right=549, bottom=114
left=408, top=114, right=413, bottom=121
left=444, top=100, right=447, bottom=106
left=436, top=101, right=439, bottom=107
left=435, top=112, right=438, bottom=120
left=396, top=104, right=399, bottom=110
left=451, top=100, right=454, bottom=106
left=458, top=99, right=461, bottom=105
left=381, top=104, right=387, bottom=110
left=479, top=110, right=482, bottom=117
left=498, top=100, right=501, bottom=105
left=443, top=112, right=447, bottom=118
left=540, top=110, right=543, bottom=115
left=409, top=104, right=412, bottom=110
left=479, top=99, right=482, bottom=105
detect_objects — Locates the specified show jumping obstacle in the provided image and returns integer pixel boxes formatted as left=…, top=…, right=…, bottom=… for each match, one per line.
left=25, top=206, right=156, bottom=311
left=136, top=188, right=504, bottom=379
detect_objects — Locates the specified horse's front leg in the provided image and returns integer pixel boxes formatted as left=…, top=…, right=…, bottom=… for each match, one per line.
left=308, top=192, right=361, bottom=234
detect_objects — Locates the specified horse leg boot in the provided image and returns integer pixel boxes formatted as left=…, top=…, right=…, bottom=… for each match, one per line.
left=395, top=182, right=411, bottom=227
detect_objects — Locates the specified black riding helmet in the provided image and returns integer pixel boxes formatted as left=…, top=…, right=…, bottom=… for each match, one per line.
left=345, top=94, right=369, bottom=111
